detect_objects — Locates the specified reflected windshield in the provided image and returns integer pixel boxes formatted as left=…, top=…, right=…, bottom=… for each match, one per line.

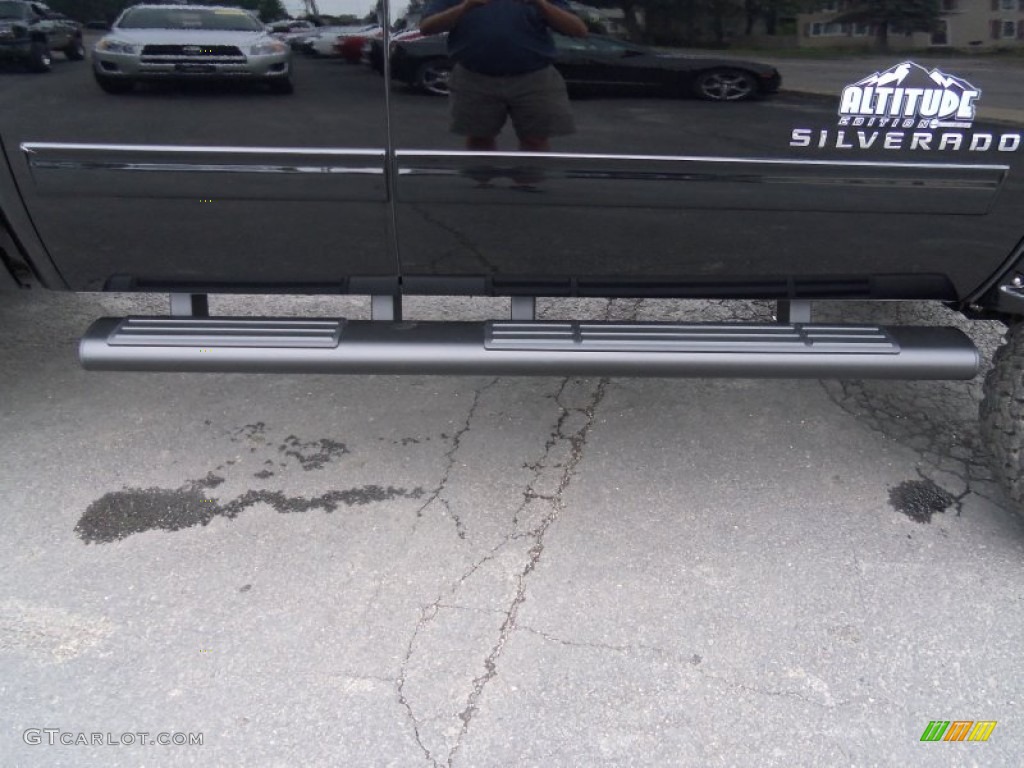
left=118, top=7, right=263, bottom=31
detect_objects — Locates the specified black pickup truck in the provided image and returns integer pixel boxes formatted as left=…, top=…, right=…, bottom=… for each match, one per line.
left=0, top=0, right=84, bottom=71
left=1, top=2, right=1023, bottom=505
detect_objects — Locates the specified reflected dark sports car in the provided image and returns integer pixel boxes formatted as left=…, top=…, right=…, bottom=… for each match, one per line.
left=387, top=33, right=781, bottom=100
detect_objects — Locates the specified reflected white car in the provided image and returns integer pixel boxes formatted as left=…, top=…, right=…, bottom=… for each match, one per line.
left=290, top=24, right=376, bottom=57
left=92, top=4, right=292, bottom=94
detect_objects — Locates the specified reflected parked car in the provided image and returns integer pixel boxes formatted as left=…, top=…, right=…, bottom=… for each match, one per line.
left=0, top=0, right=84, bottom=72
left=388, top=33, right=781, bottom=100
left=334, top=26, right=378, bottom=65
left=92, top=3, right=293, bottom=94
left=268, top=18, right=316, bottom=49
left=367, top=27, right=425, bottom=74
left=300, top=24, right=374, bottom=57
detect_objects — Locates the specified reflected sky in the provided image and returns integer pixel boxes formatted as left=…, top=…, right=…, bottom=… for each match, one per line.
left=282, top=1, right=374, bottom=18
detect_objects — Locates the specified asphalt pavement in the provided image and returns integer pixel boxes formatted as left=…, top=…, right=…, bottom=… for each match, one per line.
left=1, top=289, right=1022, bottom=767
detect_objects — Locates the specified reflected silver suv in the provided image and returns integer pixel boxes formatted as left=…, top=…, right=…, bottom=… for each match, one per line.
left=92, top=3, right=292, bottom=94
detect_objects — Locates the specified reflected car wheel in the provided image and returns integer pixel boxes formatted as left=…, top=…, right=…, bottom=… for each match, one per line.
left=415, top=59, right=451, bottom=96
left=64, top=38, right=86, bottom=61
left=28, top=43, right=51, bottom=72
left=692, top=68, right=756, bottom=101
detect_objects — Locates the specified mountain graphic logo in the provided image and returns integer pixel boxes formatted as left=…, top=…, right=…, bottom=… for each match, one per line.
left=839, top=61, right=981, bottom=125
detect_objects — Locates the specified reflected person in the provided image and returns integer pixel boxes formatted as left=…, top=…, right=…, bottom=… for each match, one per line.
left=419, top=0, right=587, bottom=153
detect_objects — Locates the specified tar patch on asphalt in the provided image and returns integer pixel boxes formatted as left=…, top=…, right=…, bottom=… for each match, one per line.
left=278, top=436, right=349, bottom=470
left=195, top=472, right=225, bottom=489
left=75, top=481, right=424, bottom=544
left=75, top=423, right=416, bottom=543
left=888, top=479, right=956, bottom=524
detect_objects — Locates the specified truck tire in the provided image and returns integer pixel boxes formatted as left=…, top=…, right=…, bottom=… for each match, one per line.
left=980, top=321, right=1024, bottom=505
left=28, top=42, right=51, bottom=72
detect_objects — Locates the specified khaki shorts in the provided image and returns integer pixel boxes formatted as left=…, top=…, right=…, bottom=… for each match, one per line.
left=448, top=64, right=575, bottom=140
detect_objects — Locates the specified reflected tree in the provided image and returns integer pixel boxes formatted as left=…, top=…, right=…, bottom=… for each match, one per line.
left=743, top=0, right=803, bottom=36
left=831, top=0, right=940, bottom=50
left=378, top=0, right=426, bottom=29
left=45, top=0, right=126, bottom=23
left=47, top=0, right=289, bottom=24
left=605, top=0, right=799, bottom=46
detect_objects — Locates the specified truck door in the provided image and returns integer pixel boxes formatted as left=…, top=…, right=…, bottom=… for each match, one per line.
left=0, top=1, right=392, bottom=293
left=387, top=2, right=1024, bottom=305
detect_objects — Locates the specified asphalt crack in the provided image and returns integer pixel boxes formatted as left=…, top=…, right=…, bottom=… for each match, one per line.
left=516, top=624, right=672, bottom=656
left=410, top=204, right=497, bottom=275
left=446, top=377, right=609, bottom=766
left=395, top=375, right=608, bottom=766
left=412, top=378, right=500, bottom=539
left=516, top=624, right=850, bottom=710
left=399, top=299, right=633, bottom=765
left=396, top=601, right=443, bottom=767
left=394, top=536, right=516, bottom=767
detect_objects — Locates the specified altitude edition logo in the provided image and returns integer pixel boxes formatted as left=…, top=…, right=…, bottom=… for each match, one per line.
left=790, top=61, right=1022, bottom=153
left=839, top=61, right=980, bottom=129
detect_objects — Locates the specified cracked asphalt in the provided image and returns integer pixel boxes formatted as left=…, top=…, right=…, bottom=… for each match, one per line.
left=1, top=292, right=1023, bottom=767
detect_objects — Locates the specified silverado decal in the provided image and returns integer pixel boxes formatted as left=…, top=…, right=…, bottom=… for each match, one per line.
left=789, top=62, right=1022, bottom=153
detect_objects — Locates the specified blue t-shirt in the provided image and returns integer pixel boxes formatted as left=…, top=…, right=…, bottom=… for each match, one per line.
left=423, top=0, right=571, bottom=76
